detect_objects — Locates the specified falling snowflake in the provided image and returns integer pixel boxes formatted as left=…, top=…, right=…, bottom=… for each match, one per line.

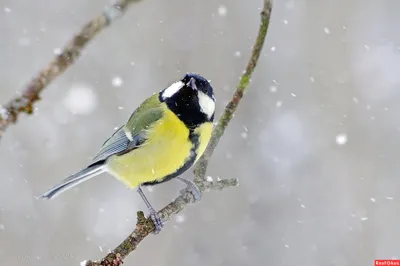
left=53, top=48, right=62, bottom=55
left=324, top=27, right=330, bottom=34
left=335, top=134, right=348, bottom=145
left=111, top=76, right=123, bottom=87
left=217, top=5, right=227, bottom=16
left=175, top=214, right=186, bottom=223
left=63, top=84, right=97, bottom=115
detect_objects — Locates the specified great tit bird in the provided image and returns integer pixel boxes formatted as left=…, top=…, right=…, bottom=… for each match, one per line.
left=40, top=73, right=215, bottom=233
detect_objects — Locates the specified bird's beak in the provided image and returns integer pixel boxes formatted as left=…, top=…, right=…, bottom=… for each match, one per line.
left=187, top=77, right=197, bottom=90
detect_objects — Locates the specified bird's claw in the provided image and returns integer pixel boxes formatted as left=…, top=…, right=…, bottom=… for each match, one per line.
left=149, top=208, right=164, bottom=234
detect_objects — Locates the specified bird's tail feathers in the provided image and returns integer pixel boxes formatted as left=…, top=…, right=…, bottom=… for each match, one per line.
left=39, top=164, right=106, bottom=199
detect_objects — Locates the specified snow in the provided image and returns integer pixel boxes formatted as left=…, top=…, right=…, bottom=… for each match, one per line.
left=310, top=77, right=315, bottom=83
left=0, top=224, right=4, bottom=230
left=111, top=76, right=124, bottom=87
left=234, top=51, right=241, bottom=57
left=335, top=134, right=348, bottom=145
left=103, top=4, right=123, bottom=22
left=324, top=27, right=330, bottom=34
left=270, top=85, right=277, bottom=93
left=53, top=48, right=62, bottom=55
left=0, top=106, right=9, bottom=120
left=217, top=5, right=227, bottom=17
left=80, top=260, right=88, bottom=266
left=271, top=46, right=276, bottom=52
left=63, top=84, right=97, bottom=115
left=276, top=101, right=282, bottom=107
left=283, top=20, right=288, bottom=24
left=370, top=198, right=376, bottom=203
left=291, top=93, right=297, bottom=97
left=4, top=7, right=11, bottom=13
left=360, top=217, right=369, bottom=221
left=206, top=176, right=213, bottom=182
left=175, top=214, right=186, bottom=223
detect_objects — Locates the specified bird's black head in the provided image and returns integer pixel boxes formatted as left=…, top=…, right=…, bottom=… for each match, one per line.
left=160, top=73, right=215, bottom=128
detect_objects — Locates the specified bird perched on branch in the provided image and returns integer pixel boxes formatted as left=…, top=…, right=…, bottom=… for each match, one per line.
left=40, top=73, right=215, bottom=233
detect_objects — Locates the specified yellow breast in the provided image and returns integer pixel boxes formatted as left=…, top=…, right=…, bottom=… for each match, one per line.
left=106, top=104, right=213, bottom=188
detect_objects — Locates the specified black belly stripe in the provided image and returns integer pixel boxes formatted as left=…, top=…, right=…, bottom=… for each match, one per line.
left=141, top=128, right=199, bottom=186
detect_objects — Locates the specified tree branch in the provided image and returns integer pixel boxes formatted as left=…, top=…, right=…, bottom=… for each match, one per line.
left=194, top=0, right=273, bottom=183
left=84, top=179, right=239, bottom=266
left=0, top=0, right=142, bottom=140
left=85, top=1, right=273, bottom=265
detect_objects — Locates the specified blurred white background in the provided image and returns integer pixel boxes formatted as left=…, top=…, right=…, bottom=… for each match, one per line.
left=1, top=0, right=400, bottom=265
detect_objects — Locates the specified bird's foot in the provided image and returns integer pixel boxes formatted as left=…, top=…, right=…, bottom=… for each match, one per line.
left=149, top=208, right=164, bottom=234
left=178, top=177, right=202, bottom=202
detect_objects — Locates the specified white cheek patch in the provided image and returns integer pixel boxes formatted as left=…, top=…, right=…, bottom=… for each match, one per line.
left=198, top=91, right=215, bottom=119
left=162, top=81, right=184, bottom=99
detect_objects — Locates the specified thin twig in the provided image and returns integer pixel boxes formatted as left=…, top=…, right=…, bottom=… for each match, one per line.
left=85, top=1, right=273, bottom=265
left=194, top=0, right=273, bottom=183
left=0, top=0, right=142, bottom=140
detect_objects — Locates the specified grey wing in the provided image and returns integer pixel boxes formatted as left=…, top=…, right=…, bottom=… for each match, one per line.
left=91, top=126, right=144, bottom=163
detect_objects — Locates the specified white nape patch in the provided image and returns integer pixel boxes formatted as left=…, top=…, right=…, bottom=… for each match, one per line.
left=198, top=91, right=215, bottom=118
left=162, top=81, right=184, bottom=99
